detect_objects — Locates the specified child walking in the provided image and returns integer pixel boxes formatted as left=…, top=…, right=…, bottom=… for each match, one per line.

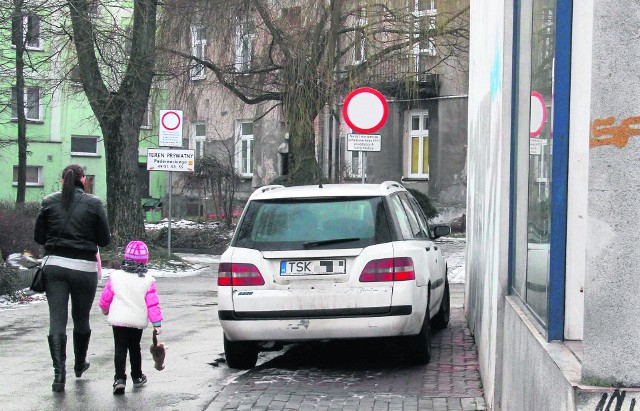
left=99, top=241, right=163, bottom=395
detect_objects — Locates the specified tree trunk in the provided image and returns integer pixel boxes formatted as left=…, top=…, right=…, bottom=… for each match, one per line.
left=103, top=116, right=146, bottom=243
left=12, top=2, right=27, bottom=204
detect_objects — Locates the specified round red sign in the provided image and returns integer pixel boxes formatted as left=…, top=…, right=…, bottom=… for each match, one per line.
left=342, top=87, right=389, bottom=134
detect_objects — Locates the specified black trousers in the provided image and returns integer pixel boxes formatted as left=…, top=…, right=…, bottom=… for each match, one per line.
left=45, top=265, right=98, bottom=335
left=112, top=326, right=144, bottom=380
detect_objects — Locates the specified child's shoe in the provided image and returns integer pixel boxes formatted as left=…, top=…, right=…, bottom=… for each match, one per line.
left=132, top=374, right=147, bottom=388
left=112, top=378, right=126, bottom=395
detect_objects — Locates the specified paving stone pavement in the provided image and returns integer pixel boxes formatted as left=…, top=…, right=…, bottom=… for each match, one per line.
left=207, top=239, right=485, bottom=411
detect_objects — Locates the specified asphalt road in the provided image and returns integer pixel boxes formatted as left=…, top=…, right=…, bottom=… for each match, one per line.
left=0, top=269, right=276, bottom=411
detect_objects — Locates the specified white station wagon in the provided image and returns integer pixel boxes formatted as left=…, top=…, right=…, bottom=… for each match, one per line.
left=217, top=182, right=451, bottom=369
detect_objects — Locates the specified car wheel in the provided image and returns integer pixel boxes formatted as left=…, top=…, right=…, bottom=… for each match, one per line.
left=431, top=279, right=450, bottom=330
left=223, top=333, right=259, bottom=369
left=410, top=301, right=432, bottom=364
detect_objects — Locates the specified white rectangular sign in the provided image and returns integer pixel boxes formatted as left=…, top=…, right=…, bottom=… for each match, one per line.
left=347, top=134, right=381, bottom=152
left=158, top=110, right=183, bottom=147
left=147, top=148, right=195, bottom=172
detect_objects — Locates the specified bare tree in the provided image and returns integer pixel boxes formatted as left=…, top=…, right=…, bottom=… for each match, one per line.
left=0, top=0, right=68, bottom=203
left=158, top=0, right=469, bottom=185
left=67, top=0, right=158, bottom=242
left=179, top=136, right=241, bottom=227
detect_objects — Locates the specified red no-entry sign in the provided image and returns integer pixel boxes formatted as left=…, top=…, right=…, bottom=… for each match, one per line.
left=342, top=87, right=388, bottom=134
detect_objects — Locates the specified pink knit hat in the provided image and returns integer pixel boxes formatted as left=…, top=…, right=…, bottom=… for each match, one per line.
left=124, top=240, right=149, bottom=264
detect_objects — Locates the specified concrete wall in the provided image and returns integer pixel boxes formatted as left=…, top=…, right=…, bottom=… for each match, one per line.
left=583, top=0, right=640, bottom=387
left=465, top=0, right=511, bottom=409
left=501, top=298, right=576, bottom=411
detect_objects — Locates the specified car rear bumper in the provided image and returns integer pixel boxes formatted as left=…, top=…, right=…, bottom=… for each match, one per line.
left=220, top=305, right=419, bottom=341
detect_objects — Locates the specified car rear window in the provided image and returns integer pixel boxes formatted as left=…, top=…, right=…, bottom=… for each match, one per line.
left=232, top=197, right=391, bottom=251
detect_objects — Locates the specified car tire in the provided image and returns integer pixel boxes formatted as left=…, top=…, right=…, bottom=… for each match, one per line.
left=224, top=334, right=259, bottom=369
left=431, top=279, right=450, bottom=330
left=410, top=300, right=432, bottom=364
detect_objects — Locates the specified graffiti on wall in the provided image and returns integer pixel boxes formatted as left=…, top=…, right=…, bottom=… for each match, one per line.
left=594, top=390, right=637, bottom=411
left=591, top=116, right=640, bottom=148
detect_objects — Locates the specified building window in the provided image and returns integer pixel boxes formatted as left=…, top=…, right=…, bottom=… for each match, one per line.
left=193, top=123, right=206, bottom=162
left=71, top=135, right=100, bottom=156
left=236, top=121, right=253, bottom=177
left=411, top=0, right=437, bottom=79
left=12, top=165, right=42, bottom=186
left=511, top=0, right=562, bottom=336
left=140, top=102, right=152, bottom=129
left=190, top=25, right=206, bottom=80
left=234, top=17, right=255, bottom=72
left=407, top=110, right=429, bottom=178
left=87, top=0, right=99, bottom=17
left=12, top=86, right=42, bottom=121
left=12, top=14, right=42, bottom=50
left=84, top=175, right=95, bottom=194
left=353, top=8, right=367, bottom=64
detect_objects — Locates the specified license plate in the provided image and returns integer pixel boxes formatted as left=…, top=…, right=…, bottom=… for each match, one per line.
left=280, top=259, right=346, bottom=276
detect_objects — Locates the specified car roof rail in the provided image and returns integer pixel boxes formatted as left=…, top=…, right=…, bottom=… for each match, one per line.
left=380, top=181, right=405, bottom=193
left=250, top=184, right=285, bottom=199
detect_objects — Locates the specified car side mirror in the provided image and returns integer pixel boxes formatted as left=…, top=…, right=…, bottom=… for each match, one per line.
left=432, top=225, right=451, bottom=239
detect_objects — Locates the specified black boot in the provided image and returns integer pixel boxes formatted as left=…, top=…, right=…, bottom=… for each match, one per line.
left=73, top=330, right=91, bottom=378
left=48, top=334, right=67, bottom=392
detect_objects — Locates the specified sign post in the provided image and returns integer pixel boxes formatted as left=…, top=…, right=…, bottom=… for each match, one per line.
left=152, top=109, right=188, bottom=256
left=342, top=88, right=388, bottom=183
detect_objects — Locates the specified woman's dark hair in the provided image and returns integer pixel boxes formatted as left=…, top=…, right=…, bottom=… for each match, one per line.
left=61, top=164, right=85, bottom=209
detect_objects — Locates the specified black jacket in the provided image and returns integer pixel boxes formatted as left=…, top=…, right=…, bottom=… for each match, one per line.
left=34, top=187, right=111, bottom=261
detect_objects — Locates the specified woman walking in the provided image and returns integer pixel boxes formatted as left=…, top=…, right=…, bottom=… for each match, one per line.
left=34, top=164, right=111, bottom=392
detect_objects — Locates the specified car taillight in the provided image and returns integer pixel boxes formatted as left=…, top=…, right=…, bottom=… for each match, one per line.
left=218, top=263, right=265, bottom=286
left=359, top=257, right=415, bottom=282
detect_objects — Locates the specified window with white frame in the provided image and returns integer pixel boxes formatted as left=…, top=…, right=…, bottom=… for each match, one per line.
left=353, top=8, right=367, bottom=64
left=13, top=165, right=43, bottom=186
left=71, top=135, right=100, bottom=156
left=407, top=110, right=430, bottom=178
left=236, top=121, right=254, bottom=177
left=194, top=123, right=206, bottom=162
left=12, top=14, right=42, bottom=50
left=411, top=0, right=437, bottom=79
left=12, top=86, right=42, bottom=121
left=234, top=17, right=255, bottom=72
left=190, top=25, right=206, bottom=80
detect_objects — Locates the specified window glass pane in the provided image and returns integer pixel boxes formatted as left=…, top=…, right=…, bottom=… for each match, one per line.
left=11, top=88, right=17, bottom=118
left=26, top=87, right=39, bottom=119
left=234, top=198, right=389, bottom=251
left=411, top=116, right=420, bottom=130
left=71, top=136, right=98, bottom=153
left=248, top=139, right=253, bottom=173
left=390, top=196, right=413, bottom=239
left=13, top=166, right=39, bottom=183
left=524, top=0, right=556, bottom=323
left=411, top=137, right=419, bottom=173
left=422, top=136, right=429, bottom=174
left=423, top=113, right=430, bottom=129
left=399, top=194, right=423, bottom=238
left=242, top=140, right=248, bottom=173
left=195, top=124, right=206, bottom=136
left=242, top=122, right=253, bottom=135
